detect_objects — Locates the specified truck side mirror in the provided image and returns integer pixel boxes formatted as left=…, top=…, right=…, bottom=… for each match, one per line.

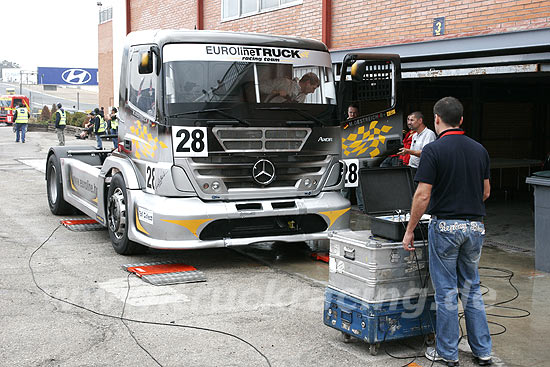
left=350, top=60, right=367, bottom=81
left=138, top=51, right=153, bottom=74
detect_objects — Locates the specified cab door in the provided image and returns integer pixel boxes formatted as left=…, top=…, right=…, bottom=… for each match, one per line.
left=338, top=54, right=402, bottom=185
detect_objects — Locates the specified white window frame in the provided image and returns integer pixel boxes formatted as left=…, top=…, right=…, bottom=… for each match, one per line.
left=222, top=0, right=302, bottom=21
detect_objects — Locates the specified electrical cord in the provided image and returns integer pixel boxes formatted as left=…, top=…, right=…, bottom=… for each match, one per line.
left=121, top=272, right=163, bottom=367
left=377, top=214, right=435, bottom=367
left=28, top=224, right=272, bottom=367
left=387, top=214, right=530, bottom=367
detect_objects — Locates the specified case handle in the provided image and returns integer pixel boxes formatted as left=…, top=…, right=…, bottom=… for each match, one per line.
left=343, top=246, right=355, bottom=260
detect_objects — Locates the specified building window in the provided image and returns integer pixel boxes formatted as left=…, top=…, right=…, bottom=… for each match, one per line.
left=222, top=0, right=302, bottom=20
left=99, top=7, right=113, bottom=24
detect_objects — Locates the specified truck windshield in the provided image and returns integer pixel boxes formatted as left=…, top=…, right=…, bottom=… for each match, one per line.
left=0, top=99, right=11, bottom=107
left=163, top=43, right=338, bottom=126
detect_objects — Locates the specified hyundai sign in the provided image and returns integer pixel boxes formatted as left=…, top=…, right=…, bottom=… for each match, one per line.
left=37, top=67, right=98, bottom=86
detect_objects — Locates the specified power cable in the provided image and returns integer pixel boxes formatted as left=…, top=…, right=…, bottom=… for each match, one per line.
left=28, top=224, right=272, bottom=367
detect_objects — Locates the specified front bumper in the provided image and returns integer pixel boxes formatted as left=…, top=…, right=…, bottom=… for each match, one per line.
left=126, top=190, right=351, bottom=250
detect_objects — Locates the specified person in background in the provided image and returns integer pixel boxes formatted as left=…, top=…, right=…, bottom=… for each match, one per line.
left=92, top=108, right=107, bottom=149
left=342, top=104, right=365, bottom=213
left=109, top=107, right=119, bottom=148
left=347, top=104, right=359, bottom=119
left=398, top=111, right=436, bottom=176
left=260, top=72, right=320, bottom=103
left=402, top=97, right=492, bottom=367
left=54, top=103, right=66, bottom=146
left=76, top=112, right=94, bottom=139
left=13, top=103, right=29, bottom=143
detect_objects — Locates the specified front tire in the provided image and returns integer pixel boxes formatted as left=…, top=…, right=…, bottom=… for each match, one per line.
left=107, top=173, right=147, bottom=255
left=46, top=154, right=74, bottom=215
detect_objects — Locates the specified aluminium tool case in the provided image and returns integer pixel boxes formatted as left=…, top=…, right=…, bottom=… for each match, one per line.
left=323, top=286, right=436, bottom=355
left=359, top=167, right=430, bottom=241
left=329, top=230, right=433, bottom=303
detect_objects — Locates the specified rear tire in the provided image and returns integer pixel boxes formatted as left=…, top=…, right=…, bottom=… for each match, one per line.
left=107, top=173, right=147, bottom=255
left=46, top=154, right=74, bottom=215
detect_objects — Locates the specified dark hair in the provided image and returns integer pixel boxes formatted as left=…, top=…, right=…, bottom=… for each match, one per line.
left=300, top=72, right=320, bottom=86
left=433, top=97, right=463, bottom=127
left=348, top=103, right=359, bottom=110
left=111, top=107, right=118, bottom=113
left=409, top=111, right=424, bottom=121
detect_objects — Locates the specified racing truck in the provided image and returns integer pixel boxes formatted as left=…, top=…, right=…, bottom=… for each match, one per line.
left=46, top=29, right=352, bottom=255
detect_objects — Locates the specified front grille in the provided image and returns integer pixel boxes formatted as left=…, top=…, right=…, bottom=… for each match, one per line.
left=213, top=127, right=311, bottom=152
left=199, top=214, right=327, bottom=240
left=190, top=154, right=331, bottom=190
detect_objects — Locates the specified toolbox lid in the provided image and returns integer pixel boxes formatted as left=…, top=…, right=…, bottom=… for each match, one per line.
left=359, top=167, right=415, bottom=215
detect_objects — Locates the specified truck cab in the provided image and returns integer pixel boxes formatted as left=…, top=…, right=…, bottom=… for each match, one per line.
left=46, top=30, right=350, bottom=254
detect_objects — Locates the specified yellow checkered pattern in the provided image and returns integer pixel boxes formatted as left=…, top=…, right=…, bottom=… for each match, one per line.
left=342, top=120, right=393, bottom=158
left=129, top=121, right=168, bottom=159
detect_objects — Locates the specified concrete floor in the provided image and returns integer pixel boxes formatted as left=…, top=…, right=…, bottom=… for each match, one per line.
left=346, top=200, right=549, bottom=367
left=252, top=200, right=548, bottom=366
left=4, top=125, right=547, bottom=366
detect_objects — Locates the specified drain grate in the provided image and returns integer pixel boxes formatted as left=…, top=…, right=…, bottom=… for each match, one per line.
left=61, top=217, right=105, bottom=232
left=122, top=261, right=207, bottom=286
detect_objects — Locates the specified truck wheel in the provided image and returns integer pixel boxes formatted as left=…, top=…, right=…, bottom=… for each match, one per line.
left=46, top=154, right=74, bottom=215
left=107, top=173, right=147, bottom=255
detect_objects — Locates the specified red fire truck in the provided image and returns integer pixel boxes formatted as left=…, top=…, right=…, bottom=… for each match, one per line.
left=0, top=95, right=30, bottom=125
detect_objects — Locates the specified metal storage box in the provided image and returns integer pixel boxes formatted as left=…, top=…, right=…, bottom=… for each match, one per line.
left=359, top=167, right=429, bottom=241
left=329, top=230, right=433, bottom=303
left=323, top=286, right=436, bottom=355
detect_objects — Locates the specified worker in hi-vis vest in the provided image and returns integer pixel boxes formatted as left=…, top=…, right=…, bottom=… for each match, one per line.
left=109, top=107, right=119, bottom=148
left=93, top=107, right=107, bottom=149
left=54, top=103, right=66, bottom=146
left=13, top=103, right=29, bottom=143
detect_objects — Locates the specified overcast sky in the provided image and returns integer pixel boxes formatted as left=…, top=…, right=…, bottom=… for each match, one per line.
left=1, top=0, right=101, bottom=71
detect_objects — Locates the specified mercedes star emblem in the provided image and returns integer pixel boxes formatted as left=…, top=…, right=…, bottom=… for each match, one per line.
left=252, top=159, right=275, bottom=185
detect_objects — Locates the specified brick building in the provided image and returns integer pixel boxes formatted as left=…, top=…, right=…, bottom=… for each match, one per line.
left=98, top=0, right=550, bottom=182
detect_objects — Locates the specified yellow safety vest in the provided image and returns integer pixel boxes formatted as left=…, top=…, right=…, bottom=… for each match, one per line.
left=97, top=115, right=107, bottom=133
left=15, top=107, right=28, bottom=124
left=110, top=115, right=118, bottom=130
left=57, top=110, right=66, bottom=126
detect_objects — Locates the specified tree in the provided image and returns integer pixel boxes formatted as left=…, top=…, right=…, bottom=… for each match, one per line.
left=50, top=104, right=57, bottom=123
left=40, top=106, right=51, bottom=122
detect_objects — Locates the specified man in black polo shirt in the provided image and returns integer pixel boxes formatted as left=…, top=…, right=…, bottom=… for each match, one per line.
left=402, top=97, right=492, bottom=366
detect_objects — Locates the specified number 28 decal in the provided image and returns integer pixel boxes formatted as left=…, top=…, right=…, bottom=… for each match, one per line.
left=172, top=127, right=208, bottom=157
left=344, top=159, right=359, bottom=188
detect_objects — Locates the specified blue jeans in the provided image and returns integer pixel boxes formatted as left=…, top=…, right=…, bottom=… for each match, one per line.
left=96, top=132, right=103, bottom=149
left=429, top=218, right=492, bottom=361
left=15, top=123, right=27, bottom=142
left=110, top=128, right=118, bottom=148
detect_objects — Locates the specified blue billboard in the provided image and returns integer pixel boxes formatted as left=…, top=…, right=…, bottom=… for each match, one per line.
left=37, top=67, right=98, bottom=86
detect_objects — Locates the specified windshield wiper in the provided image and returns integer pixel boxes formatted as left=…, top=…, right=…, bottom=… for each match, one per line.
left=171, top=108, right=250, bottom=126
left=256, top=107, right=323, bottom=126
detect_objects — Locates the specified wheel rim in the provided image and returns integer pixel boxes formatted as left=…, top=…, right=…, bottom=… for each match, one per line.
left=108, top=187, right=126, bottom=240
left=48, top=164, right=58, bottom=204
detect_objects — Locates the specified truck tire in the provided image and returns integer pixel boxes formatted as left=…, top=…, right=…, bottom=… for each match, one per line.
left=46, top=154, right=74, bottom=215
left=107, top=173, right=147, bottom=255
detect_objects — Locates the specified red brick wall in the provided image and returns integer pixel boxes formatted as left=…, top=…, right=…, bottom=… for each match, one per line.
left=330, top=0, right=550, bottom=50
left=98, top=21, right=114, bottom=109
left=128, top=0, right=550, bottom=50
left=130, top=0, right=198, bottom=30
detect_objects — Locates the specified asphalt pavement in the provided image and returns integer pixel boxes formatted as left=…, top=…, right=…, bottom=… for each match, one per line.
left=0, top=125, right=534, bottom=367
